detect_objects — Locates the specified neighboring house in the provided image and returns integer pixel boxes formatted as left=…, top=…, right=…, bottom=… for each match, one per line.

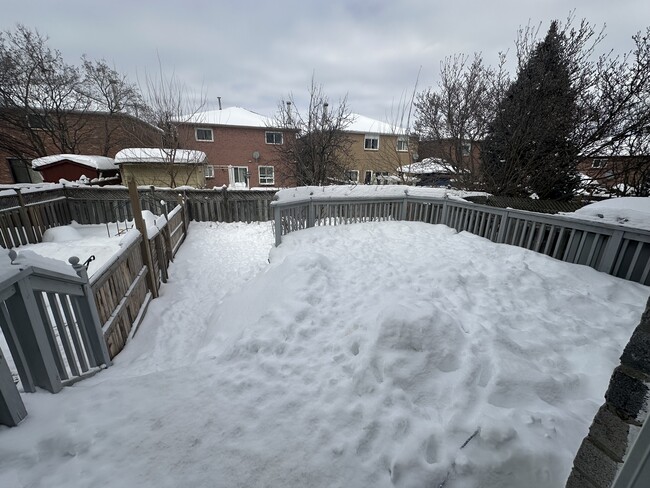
left=417, top=138, right=482, bottom=189
left=178, top=107, right=297, bottom=189
left=115, top=148, right=208, bottom=188
left=577, top=155, right=650, bottom=196
left=0, top=110, right=162, bottom=185
left=398, top=158, right=455, bottom=187
left=344, top=114, right=417, bottom=184
left=31, top=154, right=120, bottom=185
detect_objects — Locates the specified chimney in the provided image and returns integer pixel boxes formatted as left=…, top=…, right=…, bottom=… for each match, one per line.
left=217, top=97, right=222, bottom=110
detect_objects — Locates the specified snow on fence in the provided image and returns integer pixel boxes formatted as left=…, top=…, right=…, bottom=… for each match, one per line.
left=0, top=186, right=275, bottom=250
left=89, top=204, right=188, bottom=359
left=272, top=193, right=650, bottom=286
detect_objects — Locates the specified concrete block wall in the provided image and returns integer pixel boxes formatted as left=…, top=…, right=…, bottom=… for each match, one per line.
left=566, top=298, right=650, bottom=487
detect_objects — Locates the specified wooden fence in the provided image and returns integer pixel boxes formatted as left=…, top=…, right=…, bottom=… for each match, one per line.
left=0, top=186, right=275, bottom=250
left=272, top=193, right=650, bottom=287
left=89, top=204, right=188, bottom=359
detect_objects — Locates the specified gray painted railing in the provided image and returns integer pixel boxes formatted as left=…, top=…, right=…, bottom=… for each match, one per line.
left=0, top=252, right=112, bottom=427
left=272, top=193, right=650, bottom=286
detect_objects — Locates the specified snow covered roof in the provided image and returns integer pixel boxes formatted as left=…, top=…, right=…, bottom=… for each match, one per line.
left=31, top=154, right=117, bottom=171
left=180, top=107, right=277, bottom=128
left=114, top=148, right=207, bottom=165
left=346, top=113, right=407, bottom=135
left=398, top=158, right=455, bottom=175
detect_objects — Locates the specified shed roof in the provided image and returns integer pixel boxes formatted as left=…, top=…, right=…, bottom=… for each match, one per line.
left=31, top=154, right=117, bottom=171
left=114, top=148, right=207, bottom=165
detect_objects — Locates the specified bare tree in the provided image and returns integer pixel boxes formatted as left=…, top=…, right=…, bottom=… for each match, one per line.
left=136, top=58, right=208, bottom=187
left=415, top=53, right=508, bottom=189
left=273, top=79, right=355, bottom=186
left=0, top=25, right=90, bottom=162
left=373, top=73, right=421, bottom=184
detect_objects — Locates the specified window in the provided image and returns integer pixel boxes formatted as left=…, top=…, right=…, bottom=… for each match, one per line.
left=397, top=137, right=408, bottom=152
left=345, top=170, right=359, bottom=183
left=592, top=158, right=608, bottom=169
left=27, top=114, right=51, bottom=130
left=195, top=128, right=213, bottom=141
left=364, top=170, right=373, bottom=184
left=259, top=166, right=275, bottom=185
left=364, top=134, right=379, bottom=150
left=233, top=166, right=248, bottom=183
left=461, top=142, right=471, bottom=157
left=265, top=131, right=283, bottom=145
left=204, top=165, right=214, bottom=178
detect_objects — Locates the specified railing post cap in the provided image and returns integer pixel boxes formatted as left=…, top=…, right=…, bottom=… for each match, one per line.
left=8, top=249, right=17, bottom=262
left=68, top=256, right=80, bottom=266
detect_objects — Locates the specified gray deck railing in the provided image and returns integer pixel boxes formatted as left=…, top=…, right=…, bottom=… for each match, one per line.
left=0, top=252, right=112, bottom=427
left=272, top=193, right=650, bottom=286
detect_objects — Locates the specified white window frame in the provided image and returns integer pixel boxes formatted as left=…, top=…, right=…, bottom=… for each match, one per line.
left=396, top=137, right=408, bottom=152
left=364, top=134, right=379, bottom=151
left=258, top=166, right=275, bottom=185
left=345, top=169, right=359, bottom=183
left=204, top=165, right=214, bottom=178
left=265, top=131, right=283, bottom=145
left=592, top=158, right=608, bottom=169
left=195, top=128, right=214, bottom=142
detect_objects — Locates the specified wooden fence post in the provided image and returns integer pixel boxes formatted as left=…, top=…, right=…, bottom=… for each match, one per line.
left=128, top=179, right=159, bottom=299
left=274, top=203, right=282, bottom=247
left=14, top=189, right=37, bottom=244
left=598, top=230, right=625, bottom=274
left=307, top=198, right=315, bottom=228
left=222, top=186, right=232, bottom=223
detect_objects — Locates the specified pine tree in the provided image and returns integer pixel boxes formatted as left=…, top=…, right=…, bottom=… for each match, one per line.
left=482, top=21, right=579, bottom=200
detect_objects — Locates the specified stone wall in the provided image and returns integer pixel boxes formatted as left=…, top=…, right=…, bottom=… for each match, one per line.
left=566, top=297, right=650, bottom=487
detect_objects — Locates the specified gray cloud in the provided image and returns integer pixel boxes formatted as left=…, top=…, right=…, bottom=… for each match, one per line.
left=1, top=0, right=648, bottom=121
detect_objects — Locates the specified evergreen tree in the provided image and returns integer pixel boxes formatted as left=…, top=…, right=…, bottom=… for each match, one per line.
left=482, top=21, right=580, bottom=200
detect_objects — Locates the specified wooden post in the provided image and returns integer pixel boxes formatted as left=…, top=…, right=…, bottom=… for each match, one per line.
left=14, top=189, right=37, bottom=244
left=69, top=257, right=113, bottom=367
left=128, top=179, right=159, bottom=299
left=222, top=186, right=232, bottom=223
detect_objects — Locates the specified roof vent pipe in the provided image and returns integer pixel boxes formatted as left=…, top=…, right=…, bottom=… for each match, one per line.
left=217, top=97, right=222, bottom=110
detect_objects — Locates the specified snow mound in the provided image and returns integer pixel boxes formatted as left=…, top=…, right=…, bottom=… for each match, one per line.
left=42, top=225, right=84, bottom=242
left=199, top=222, right=648, bottom=487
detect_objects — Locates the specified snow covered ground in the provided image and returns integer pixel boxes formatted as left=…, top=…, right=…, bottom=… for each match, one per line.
left=0, top=220, right=648, bottom=488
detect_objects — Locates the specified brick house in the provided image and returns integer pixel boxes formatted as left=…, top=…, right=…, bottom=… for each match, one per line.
left=178, top=107, right=297, bottom=189
left=0, top=110, right=162, bottom=185
left=577, top=155, right=650, bottom=196
left=343, top=114, right=417, bottom=184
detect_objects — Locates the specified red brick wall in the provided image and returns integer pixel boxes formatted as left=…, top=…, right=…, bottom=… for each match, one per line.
left=179, top=124, right=296, bottom=188
left=0, top=112, right=161, bottom=184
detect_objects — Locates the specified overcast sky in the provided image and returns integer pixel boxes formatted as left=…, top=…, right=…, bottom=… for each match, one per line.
left=1, top=0, right=648, bottom=122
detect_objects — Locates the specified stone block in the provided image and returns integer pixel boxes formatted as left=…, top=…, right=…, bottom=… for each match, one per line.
left=621, top=328, right=650, bottom=373
left=605, top=367, right=649, bottom=422
left=588, top=405, right=631, bottom=462
left=565, top=466, right=599, bottom=488
left=571, top=438, right=619, bottom=487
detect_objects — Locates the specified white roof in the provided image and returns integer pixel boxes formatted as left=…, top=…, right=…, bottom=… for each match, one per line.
left=114, top=148, right=207, bottom=165
left=346, top=113, right=407, bottom=135
left=399, top=158, right=455, bottom=174
left=31, top=154, right=117, bottom=171
left=181, top=107, right=275, bottom=128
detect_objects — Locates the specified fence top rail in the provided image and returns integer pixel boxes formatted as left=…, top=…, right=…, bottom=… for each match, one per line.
left=0, top=260, right=85, bottom=292
left=273, top=193, right=650, bottom=237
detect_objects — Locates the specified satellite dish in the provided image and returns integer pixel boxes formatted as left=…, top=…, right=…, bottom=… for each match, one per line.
left=252, top=151, right=260, bottom=160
